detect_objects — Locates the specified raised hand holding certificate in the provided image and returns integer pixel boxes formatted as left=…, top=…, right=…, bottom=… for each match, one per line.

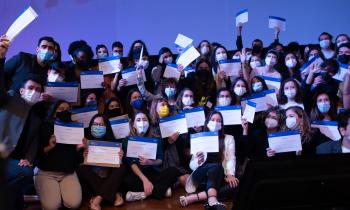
left=190, top=132, right=219, bottom=154
left=54, top=121, right=84, bottom=145
left=268, top=131, right=302, bottom=153
left=6, top=6, right=38, bottom=41
left=126, top=137, right=158, bottom=160
left=242, top=101, right=256, bottom=123
left=159, top=114, right=188, bottom=138
left=45, top=82, right=79, bottom=103
left=218, top=59, right=241, bottom=77
left=236, top=9, right=248, bottom=27
left=98, top=56, right=121, bottom=75
left=85, top=140, right=121, bottom=167
left=180, top=107, right=206, bottom=128
left=214, top=106, right=241, bottom=125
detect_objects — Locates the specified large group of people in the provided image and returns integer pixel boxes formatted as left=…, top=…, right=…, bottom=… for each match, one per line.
left=1, top=24, right=350, bottom=210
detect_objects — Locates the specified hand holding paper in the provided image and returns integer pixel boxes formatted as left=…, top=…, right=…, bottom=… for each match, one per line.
left=268, top=16, right=286, bottom=31
left=236, top=9, right=248, bottom=27
left=6, top=6, right=38, bottom=41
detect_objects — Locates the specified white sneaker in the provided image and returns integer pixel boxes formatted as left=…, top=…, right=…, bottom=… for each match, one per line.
left=126, top=191, right=146, bottom=202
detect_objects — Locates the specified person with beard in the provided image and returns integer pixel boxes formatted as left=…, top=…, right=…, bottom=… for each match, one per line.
left=34, top=100, right=83, bottom=210
left=103, top=97, right=124, bottom=119
left=317, top=109, right=350, bottom=154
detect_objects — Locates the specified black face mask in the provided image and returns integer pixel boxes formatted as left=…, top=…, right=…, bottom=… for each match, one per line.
left=197, top=69, right=210, bottom=83
left=76, top=60, right=89, bottom=69
left=56, top=110, right=72, bottom=122
left=338, top=54, right=350, bottom=64
left=105, top=108, right=121, bottom=118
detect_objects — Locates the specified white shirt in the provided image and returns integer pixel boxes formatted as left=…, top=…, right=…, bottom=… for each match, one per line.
left=342, top=145, right=350, bottom=153
left=321, top=49, right=335, bottom=59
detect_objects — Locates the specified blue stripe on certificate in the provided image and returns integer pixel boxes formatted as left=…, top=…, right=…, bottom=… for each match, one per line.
left=218, top=59, right=241, bottom=64
left=184, top=66, right=194, bottom=71
left=128, top=136, right=158, bottom=143
left=236, top=9, right=248, bottom=17
left=300, top=56, right=320, bottom=72
left=180, top=107, right=204, bottom=114
left=72, top=106, right=98, bottom=114
left=269, top=16, right=286, bottom=21
left=98, top=56, right=121, bottom=62
left=340, top=63, right=349, bottom=69
left=247, top=101, right=257, bottom=107
left=159, top=113, right=186, bottom=123
left=88, top=140, right=121, bottom=147
left=167, top=63, right=178, bottom=68
left=122, top=67, right=136, bottom=74
left=268, top=130, right=301, bottom=138
left=311, top=120, right=338, bottom=126
left=242, top=92, right=266, bottom=101
left=191, top=131, right=218, bottom=139
left=80, top=70, right=103, bottom=75
left=46, top=82, right=79, bottom=87
left=214, top=105, right=241, bottom=111
left=110, top=118, right=129, bottom=125
left=54, top=120, right=84, bottom=128
left=261, top=76, right=281, bottom=82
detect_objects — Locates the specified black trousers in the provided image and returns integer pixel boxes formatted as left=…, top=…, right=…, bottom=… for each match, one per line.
left=123, top=166, right=180, bottom=199
left=77, top=165, right=125, bottom=203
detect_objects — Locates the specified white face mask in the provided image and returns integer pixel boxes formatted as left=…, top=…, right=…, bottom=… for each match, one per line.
left=234, top=87, right=246, bottom=96
left=252, top=82, right=263, bottom=92
left=265, top=118, right=278, bottom=129
left=337, top=40, right=348, bottom=47
left=285, top=58, right=297, bottom=68
left=22, top=89, right=41, bottom=105
left=48, top=72, right=64, bottom=82
left=182, top=96, right=194, bottom=106
left=139, top=60, right=149, bottom=69
left=164, top=57, right=173, bottom=64
left=232, top=55, right=240, bottom=60
left=265, top=56, right=277, bottom=66
left=217, top=97, right=231, bottom=106
left=320, top=40, right=330, bottom=49
left=113, top=52, right=121, bottom=57
left=250, top=61, right=261, bottom=69
left=216, top=53, right=227, bottom=62
left=97, top=52, right=108, bottom=59
left=134, top=121, right=149, bottom=135
left=207, top=120, right=222, bottom=132
left=284, top=89, right=297, bottom=99
left=201, top=46, right=209, bottom=55
left=286, top=117, right=297, bottom=129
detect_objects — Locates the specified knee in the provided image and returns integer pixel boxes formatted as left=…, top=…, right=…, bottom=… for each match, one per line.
left=41, top=200, right=61, bottom=210
left=63, top=198, right=81, bottom=209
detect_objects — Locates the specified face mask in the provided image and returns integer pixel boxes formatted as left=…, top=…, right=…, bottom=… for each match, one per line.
left=76, top=59, right=89, bottom=69
left=285, top=58, right=297, bottom=68
left=207, top=120, right=222, bottom=132
left=38, top=49, right=54, bottom=62
left=139, top=60, right=149, bottom=69
left=308, top=55, right=315, bottom=61
left=134, top=121, right=149, bottom=135
left=320, top=40, right=330, bottom=49
left=216, top=53, right=227, bottom=62
left=252, top=82, right=263, bottom=92
left=265, top=56, right=277, bottom=66
left=91, top=125, right=106, bottom=138
left=337, top=41, right=348, bottom=47
left=338, top=54, right=350, bottom=64
left=22, top=90, right=41, bottom=105
left=317, top=102, right=331, bottom=113
left=250, top=61, right=261, bottom=69
left=284, top=89, right=297, bottom=99
left=165, top=87, right=176, bottom=98
left=265, top=118, right=278, bottom=129
left=113, top=52, right=121, bottom=57
left=97, top=52, right=108, bottom=59
left=164, top=57, right=173, bottom=64
left=217, top=97, right=232, bottom=106
left=86, top=101, right=97, bottom=107
left=158, top=105, right=169, bottom=117
left=286, top=117, right=297, bottom=129
left=234, top=87, right=247, bottom=96
left=182, top=96, right=194, bottom=106
left=131, top=98, right=143, bottom=110
left=197, top=69, right=210, bottom=82
left=48, top=73, right=64, bottom=82
left=232, top=55, right=240, bottom=60
left=201, top=46, right=209, bottom=55
left=56, top=110, right=72, bottom=122
left=106, top=108, right=121, bottom=118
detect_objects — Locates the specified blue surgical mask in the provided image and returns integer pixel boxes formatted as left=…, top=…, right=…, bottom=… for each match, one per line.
left=317, top=102, right=331, bottom=113
left=91, top=125, right=106, bottom=138
left=38, top=49, right=54, bottom=62
left=165, top=87, right=176, bottom=98
left=131, top=98, right=143, bottom=110
left=252, top=82, right=263, bottom=92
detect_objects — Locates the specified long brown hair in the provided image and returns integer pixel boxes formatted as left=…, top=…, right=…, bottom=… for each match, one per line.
left=203, top=111, right=225, bottom=162
left=129, top=111, right=153, bottom=137
left=286, top=106, right=315, bottom=144
left=310, top=91, right=337, bottom=121
left=149, top=98, right=168, bottom=125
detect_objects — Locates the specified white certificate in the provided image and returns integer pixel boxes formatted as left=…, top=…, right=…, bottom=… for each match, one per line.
left=236, top=9, right=248, bottom=27
left=218, top=59, right=241, bottom=77
left=214, top=106, right=242, bottom=125
left=85, top=140, right=121, bottom=167
left=159, top=114, right=188, bottom=138
left=80, top=71, right=104, bottom=89
left=176, top=46, right=200, bottom=69
left=6, top=6, right=38, bottom=41
left=181, top=107, right=206, bottom=128
left=268, top=131, right=302, bottom=153
left=174, top=33, right=193, bottom=49
left=264, top=89, right=278, bottom=107
left=164, top=64, right=181, bottom=81
left=110, top=119, right=130, bottom=139
left=242, top=101, right=256, bottom=123
left=71, top=107, right=98, bottom=128
left=190, top=132, right=219, bottom=154
left=241, top=92, right=267, bottom=112
left=299, top=56, right=323, bottom=75
left=126, top=137, right=158, bottom=160
left=268, top=16, right=286, bottom=31
left=54, top=121, right=84, bottom=145
left=45, top=82, right=79, bottom=103
left=121, top=67, right=146, bottom=86
left=333, top=64, right=348, bottom=82
left=98, top=56, right=121, bottom=75
left=261, top=76, right=281, bottom=92
left=311, top=121, right=341, bottom=141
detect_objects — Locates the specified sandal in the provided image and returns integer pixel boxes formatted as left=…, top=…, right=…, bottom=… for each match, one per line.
left=89, top=197, right=101, bottom=210
left=179, top=193, right=200, bottom=207
left=204, top=202, right=226, bottom=210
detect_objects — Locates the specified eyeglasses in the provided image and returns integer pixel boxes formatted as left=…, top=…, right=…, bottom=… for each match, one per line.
left=92, top=123, right=105, bottom=127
